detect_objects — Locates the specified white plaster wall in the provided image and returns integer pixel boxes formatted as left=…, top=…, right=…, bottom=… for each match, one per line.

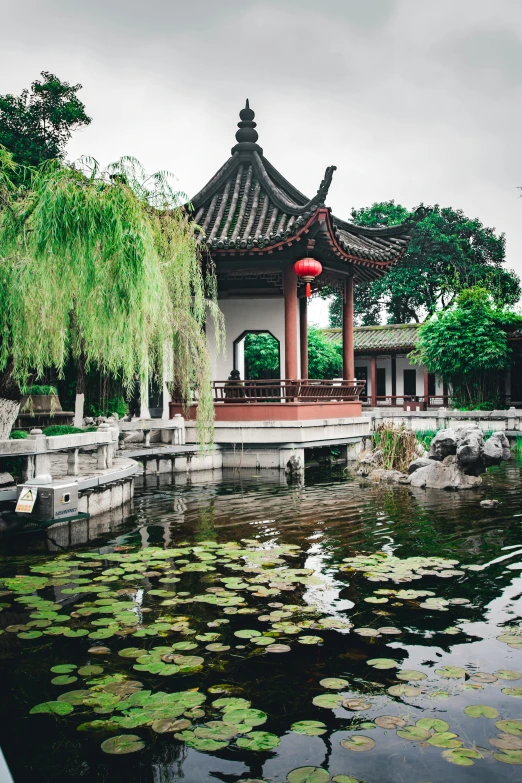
left=207, top=297, right=300, bottom=380
left=354, top=354, right=443, bottom=397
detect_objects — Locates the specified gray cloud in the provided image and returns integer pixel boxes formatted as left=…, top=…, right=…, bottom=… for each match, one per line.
left=1, top=0, right=521, bottom=294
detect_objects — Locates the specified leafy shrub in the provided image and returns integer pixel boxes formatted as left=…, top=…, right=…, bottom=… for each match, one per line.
left=22, top=384, right=58, bottom=396
left=87, top=396, right=128, bottom=418
left=9, top=430, right=28, bottom=439
left=42, top=425, right=97, bottom=436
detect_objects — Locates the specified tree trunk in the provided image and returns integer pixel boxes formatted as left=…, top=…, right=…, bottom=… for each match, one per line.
left=73, top=351, right=86, bottom=429
left=0, top=363, right=22, bottom=439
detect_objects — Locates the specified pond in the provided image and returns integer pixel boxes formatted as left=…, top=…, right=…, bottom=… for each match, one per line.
left=1, top=460, right=522, bottom=783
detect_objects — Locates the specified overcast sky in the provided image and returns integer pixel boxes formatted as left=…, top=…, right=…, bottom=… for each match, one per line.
left=2, top=0, right=521, bottom=323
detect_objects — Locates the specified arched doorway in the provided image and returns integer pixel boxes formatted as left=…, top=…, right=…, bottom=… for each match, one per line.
left=233, top=330, right=281, bottom=380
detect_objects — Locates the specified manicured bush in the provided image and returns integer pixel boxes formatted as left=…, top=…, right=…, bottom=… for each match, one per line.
left=9, top=430, right=28, bottom=439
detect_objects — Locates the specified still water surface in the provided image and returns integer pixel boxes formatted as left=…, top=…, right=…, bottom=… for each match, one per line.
left=1, top=462, right=522, bottom=783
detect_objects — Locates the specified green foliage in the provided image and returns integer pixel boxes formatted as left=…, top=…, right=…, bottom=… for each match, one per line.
left=22, top=384, right=57, bottom=396
left=242, top=328, right=342, bottom=380
left=243, top=333, right=279, bottom=379
left=87, top=396, right=128, bottom=418
left=328, top=201, right=519, bottom=326
left=0, top=72, right=91, bottom=170
left=9, top=429, right=28, bottom=439
left=411, top=287, right=522, bottom=407
left=415, top=430, right=436, bottom=451
left=307, top=327, right=342, bottom=378
left=0, top=151, right=222, bottom=446
left=42, top=425, right=97, bottom=436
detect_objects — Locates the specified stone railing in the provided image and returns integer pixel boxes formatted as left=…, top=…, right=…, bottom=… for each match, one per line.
left=119, top=415, right=186, bottom=446
left=368, top=407, right=522, bottom=434
left=0, top=423, right=117, bottom=481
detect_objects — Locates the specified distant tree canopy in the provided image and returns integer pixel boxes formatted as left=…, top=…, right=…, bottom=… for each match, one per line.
left=328, top=201, right=519, bottom=327
left=411, top=287, right=522, bottom=408
left=0, top=71, right=91, bottom=170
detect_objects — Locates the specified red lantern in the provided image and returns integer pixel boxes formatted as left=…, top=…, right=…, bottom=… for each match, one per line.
left=293, top=258, right=323, bottom=298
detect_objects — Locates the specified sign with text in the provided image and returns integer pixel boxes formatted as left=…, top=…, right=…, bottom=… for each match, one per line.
left=15, top=487, right=37, bottom=514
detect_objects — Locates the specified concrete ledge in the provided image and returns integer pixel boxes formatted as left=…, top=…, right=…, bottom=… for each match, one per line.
left=184, top=417, right=371, bottom=446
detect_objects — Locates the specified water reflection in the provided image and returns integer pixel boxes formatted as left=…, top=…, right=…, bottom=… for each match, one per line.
left=1, top=462, right=521, bottom=783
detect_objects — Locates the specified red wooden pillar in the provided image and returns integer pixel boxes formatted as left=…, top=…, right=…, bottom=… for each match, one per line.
left=299, top=296, right=308, bottom=380
left=343, top=276, right=355, bottom=380
left=423, top=366, right=429, bottom=407
left=370, top=354, right=377, bottom=408
left=391, top=353, right=397, bottom=405
left=283, top=264, right=298, bottom=380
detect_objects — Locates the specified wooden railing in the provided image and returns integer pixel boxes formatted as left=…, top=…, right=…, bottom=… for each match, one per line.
left=360, top=394, right=451, bottom=408
left=171, top=379, right=367, bottom=405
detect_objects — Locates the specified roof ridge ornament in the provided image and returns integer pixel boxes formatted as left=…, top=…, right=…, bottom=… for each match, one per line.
left=232, top=99, right=263, bottom=156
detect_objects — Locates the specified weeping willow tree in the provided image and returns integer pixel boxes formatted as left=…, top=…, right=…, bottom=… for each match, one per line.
left=0, top=149, right=223, bottom=444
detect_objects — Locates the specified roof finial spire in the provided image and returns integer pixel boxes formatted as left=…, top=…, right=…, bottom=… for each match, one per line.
left=235, top=99, right=258, bottom=144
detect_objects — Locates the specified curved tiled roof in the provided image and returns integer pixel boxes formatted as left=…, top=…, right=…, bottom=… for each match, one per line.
left=322, top=324, right=422, bottom=352
left=189, top=102, right=415, bottom=275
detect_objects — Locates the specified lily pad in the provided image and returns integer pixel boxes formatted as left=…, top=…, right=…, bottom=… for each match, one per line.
left=213, top=697, right=251, bottom=711
left=30, top=701, right=74, bottom=716
left=287, top=768, right=329, bottom=783
left=342, top=699, right=372, bottom=711
left=502, top=687, right=522, bottom=697
left=319, top=678, right=349, bottom=690
left=332, top=777, right=359, bottom=783
left=416, top=717, right=450, bottom=732
left=367, top=658, right=399, bottom=670
left=340, top=735, right=376, bottom=752
left=297, top=636, right=323, bottom=645
left=87, top=646, right=110, bottom=655
left=184, top=736, right=229, bottom=751
left=493, top=750, right=522, bottom=764
left=435, top=666, right=467, bottom=679
left=375, top=716, right=406, bottom=729
left=427, top=732, right=463, bottom=748
left=464, top=705, right=499, bottom=718
left=442, top=748, right=482, bottom=766
left=222, top=708, right=267, bottom=727
left=494, top=670, right=521, bottom=681
left=265, top=644, right=291, bottom=653
left=397, top=726, right=431, bottom=741
left=237, top=731, right=280, bottom=751
left=152, top=718, right=191, bottom=733
left=470, top=672, right=497, bottom=683
left=489, top=735, right=522, bottom=750
left=312, top=691, right=346, bottom=709
left=50, top=664, right=77, bottom=674
left=51, top=675, right=78, bottom=686
left=290, top=720, right=327, bottom=736
left=78, top=665, right=104, bottom=676
left=234, top=629, right=261, bottom=639
left=387, top=684, right=421, bottom=697
left=496, top=719, right=522, bottom=736
left=118, top=648, right=145, bottom=658
left=396, top=670, right=427, bottom=682
left=101, top=734, right=145, bottom=754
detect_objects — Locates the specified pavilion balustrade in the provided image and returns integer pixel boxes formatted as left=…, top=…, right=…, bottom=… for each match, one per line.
left=171, top=379, right=366, bottom=405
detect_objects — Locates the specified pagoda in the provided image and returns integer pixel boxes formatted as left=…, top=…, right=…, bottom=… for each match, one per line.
left=171, top=101, right=416, bottom=424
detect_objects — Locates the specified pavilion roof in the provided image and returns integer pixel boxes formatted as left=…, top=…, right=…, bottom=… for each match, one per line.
left=321, top=324, right=422, bottom=352
left=189, top=102, right=417, bottom=279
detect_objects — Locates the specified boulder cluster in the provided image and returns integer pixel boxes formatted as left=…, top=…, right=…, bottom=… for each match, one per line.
left=358, top=424, right=511, bottom=491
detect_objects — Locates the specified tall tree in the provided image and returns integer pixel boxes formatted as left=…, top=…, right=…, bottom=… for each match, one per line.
left=0, top=150, right=223, bottom=444
left=411, top=287, right=522, bottom=408
left=328, top=201, right=519, bottom=326
left=0, top=72, right=91, bottom=169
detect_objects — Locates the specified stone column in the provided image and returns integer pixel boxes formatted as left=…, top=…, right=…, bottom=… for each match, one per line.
left=370, top=355, right=377, bottom=408
left=391, top=354, right=397, bottom=405
left=283, top=265, right=298, bottom=380
left=343, top=276, right=355, bottom=381
left=299, top=297, right=308, bottom=380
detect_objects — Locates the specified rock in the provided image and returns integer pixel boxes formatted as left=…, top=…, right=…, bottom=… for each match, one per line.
left=409, top=455, right=482, bottom=490
left=480, top=499, right=499, bottom=508
left=483, top=431, right=511, bottom=465
left=408, top=457, right=432, bottom=475
left=428, top=428, right=459, bottom=460
left=367, top=469, right=407, bottom=484
left=83, top=417, right=95, bottom=426
left=285, top=454, right=303, bottom=476
left=0, top=472, right=14, bottom=487
left=456, top=428, right=484, bottom=473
